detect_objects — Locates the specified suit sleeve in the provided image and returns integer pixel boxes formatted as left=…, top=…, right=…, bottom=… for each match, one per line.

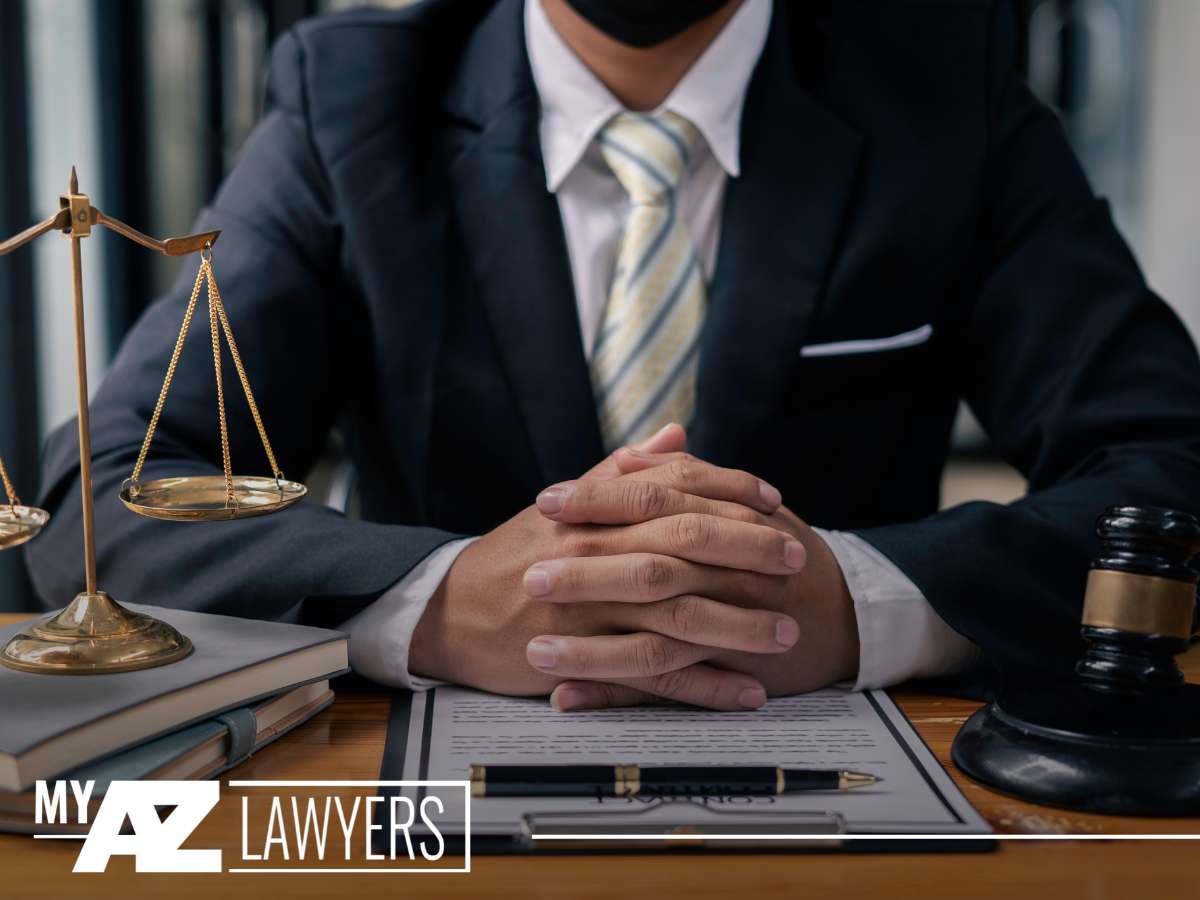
left=24, top=31, right=462, bottom=626
left=853, top=1, right=1200, bottom=680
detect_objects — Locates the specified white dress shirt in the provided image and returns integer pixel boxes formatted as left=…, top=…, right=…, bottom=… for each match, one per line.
left=342, top=0, right=977, bottom=692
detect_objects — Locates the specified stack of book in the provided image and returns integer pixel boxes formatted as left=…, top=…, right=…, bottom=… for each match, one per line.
left=0, top=605, right=349, bottom=833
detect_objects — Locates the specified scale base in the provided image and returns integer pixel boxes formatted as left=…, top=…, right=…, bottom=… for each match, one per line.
left=0, top=591, right=192, bottom=674
left=952, top=680, right=1200, bottom=816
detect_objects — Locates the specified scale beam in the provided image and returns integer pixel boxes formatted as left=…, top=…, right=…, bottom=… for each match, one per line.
left=0, top=205, right=220, bottom=259
left=92, top=208, right=221, bottom=257
left=0, top=210, right=71, bottom=256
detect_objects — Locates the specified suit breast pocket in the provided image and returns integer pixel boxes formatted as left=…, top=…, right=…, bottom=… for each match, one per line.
left=794, top=323, right=938, bottom=409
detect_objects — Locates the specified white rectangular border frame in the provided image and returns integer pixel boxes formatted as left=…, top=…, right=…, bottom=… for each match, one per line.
left=225, top=780, right=471, bottom=873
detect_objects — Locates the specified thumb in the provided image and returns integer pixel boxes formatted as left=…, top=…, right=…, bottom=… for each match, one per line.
left=583, top=423, right=687, bottom=480
left=551, top=681, right=660, bottom=712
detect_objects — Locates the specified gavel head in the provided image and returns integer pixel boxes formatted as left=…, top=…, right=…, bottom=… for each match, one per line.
left=1077, top=506, right=1200, bottom=692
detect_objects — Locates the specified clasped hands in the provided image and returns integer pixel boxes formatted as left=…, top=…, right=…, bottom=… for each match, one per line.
left=409, top=424, right=860, bottom=711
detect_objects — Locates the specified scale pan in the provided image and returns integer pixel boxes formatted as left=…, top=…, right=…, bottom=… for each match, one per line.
left=120, top=475, right=307, bottom=521
left=0, top=506, right=49, bottom=549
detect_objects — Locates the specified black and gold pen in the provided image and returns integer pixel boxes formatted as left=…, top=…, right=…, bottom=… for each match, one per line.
left=468, top=764, right=878, bottom=798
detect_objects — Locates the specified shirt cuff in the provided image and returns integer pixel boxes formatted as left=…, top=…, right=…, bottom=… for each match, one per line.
left=815, top=528, right=979, bottom=690
left=341, top=536, right=478, bottom=691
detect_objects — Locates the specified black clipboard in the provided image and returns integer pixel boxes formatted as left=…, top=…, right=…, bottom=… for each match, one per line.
left=374, top=691, right=995, bottom=855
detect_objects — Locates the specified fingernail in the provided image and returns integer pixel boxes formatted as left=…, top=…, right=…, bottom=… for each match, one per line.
left=784, top=540, right=806, bottom=569
left=527, top=638, right=560, bottom=670
left=536, top=484, right=573, bottom=514
left=775, top=618, right=800, bottom=648
left=738, top=686, right=767, bottom=709
left=552, top=685, right=587, bottom=711
left=620, top=447, right=652, bottom=459
left=524, top=563, right=558, bottom=597
left=758, top=480, right=782, bottom=509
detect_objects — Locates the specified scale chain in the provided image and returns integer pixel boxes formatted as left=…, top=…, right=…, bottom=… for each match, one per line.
left=205, top=259, right=237, bottom=505
left=0, top=456, right=21, bottom=509
left=126, top=250, right=286, bottom=508
left=129, top=260, right=206, bottom=491
left=206, top=264, right=284, bottom=482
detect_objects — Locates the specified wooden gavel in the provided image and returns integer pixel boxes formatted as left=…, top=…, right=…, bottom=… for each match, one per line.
left=952, top=504, right=1200, bottom=817
left=1077, top=506, right=1200, bottom=691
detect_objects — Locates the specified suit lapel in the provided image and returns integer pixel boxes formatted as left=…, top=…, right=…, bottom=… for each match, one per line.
left=691, top=3, right=864, bottom=465
left=443, top=0, right=605, bottom=487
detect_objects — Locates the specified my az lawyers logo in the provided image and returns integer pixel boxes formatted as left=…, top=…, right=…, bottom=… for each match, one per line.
left=33, top=779, right=469, bottom=874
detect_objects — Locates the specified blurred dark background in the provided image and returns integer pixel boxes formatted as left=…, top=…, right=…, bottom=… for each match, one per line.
left=1, top=0, right=1197, bottom=610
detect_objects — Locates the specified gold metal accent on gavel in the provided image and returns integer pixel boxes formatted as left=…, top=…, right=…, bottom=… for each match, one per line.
left=1081, top=569, right=1197, bottom=640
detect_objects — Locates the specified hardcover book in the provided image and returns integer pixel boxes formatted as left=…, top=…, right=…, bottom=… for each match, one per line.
left=0, top=605, right=347, bottom=791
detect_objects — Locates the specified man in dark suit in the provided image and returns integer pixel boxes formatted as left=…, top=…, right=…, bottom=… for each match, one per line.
left=27, top=0, right=1200, bottom=710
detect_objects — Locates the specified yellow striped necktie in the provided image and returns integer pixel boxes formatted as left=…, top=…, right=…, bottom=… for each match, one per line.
left=592, top=110, right=705, bottom=452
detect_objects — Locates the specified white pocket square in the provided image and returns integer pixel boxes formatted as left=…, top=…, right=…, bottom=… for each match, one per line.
left=800, top=323, right=934, bottom=358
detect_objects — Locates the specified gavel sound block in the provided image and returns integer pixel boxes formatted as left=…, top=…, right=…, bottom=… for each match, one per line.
left=952, top=506, right=1200, bottom=816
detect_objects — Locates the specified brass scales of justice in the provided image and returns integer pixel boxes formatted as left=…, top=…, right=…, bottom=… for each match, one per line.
left=0, top=169, right=307, bottom=675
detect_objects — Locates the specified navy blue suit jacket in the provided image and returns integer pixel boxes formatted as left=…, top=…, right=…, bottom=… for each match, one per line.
left=27, top=0, right=1200, bottom=681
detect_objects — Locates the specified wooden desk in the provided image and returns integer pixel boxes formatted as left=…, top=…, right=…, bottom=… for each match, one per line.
left=2, top=611, right=1198, bottom=899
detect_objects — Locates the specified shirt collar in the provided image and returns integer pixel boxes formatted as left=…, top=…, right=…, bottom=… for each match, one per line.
left=525, top=0, right=773, bottom=191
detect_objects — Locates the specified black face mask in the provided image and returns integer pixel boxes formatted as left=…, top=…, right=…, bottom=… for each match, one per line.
left=564, top=0, right=731, bottom=48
